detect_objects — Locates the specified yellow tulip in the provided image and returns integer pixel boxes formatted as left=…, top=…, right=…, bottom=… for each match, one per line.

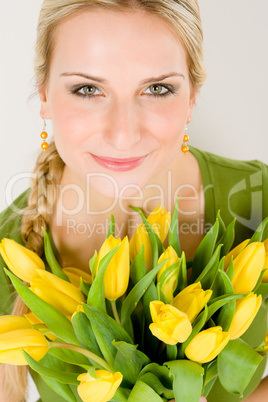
left=172, top=282, right=212, bottom=323
left=228, top=293, right=262, bottom=340
left=224, top=239, right=250, bottom=270
left=129, top=206, right=171, bottom=271
left=0, top=315, right=49, bottom=365
left=30, top=269, right=85, bottom=317
left=0, top=238, right=45, bottom=282
left=185, top=326, right=230, bottom=363
left=147, top=206, right=171, bottom=242
left=77, top=370, right=123, bottom=402
left=261, top=239, right=268, bottom=283
left=157, top=246, right=180, bottom=302
left=96, top=235, right=129, bottom=301
left=63, top=267, right=92, bottom=287
left=231, top=242, right=265, bottom=293
left=149, top=301, right=192, bottom=345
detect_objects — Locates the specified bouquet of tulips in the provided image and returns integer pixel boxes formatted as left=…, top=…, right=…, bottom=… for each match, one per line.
left=0, top=201, right=268, bottom=402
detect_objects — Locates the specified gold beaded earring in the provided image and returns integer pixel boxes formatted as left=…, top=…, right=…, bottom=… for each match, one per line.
left=181, top=122, right=190, bottom=154
left=40, top=120, right=49, bottom=151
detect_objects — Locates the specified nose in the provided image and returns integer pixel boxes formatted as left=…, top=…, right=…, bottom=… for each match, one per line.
left=104, top=100, right=141, bottom=151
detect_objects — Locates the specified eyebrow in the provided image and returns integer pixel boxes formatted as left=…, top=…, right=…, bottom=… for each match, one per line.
left=60, top=72, right=185, bottom=84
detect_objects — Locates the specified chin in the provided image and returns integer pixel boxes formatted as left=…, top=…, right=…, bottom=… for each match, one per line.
left=86, top=171, right=151, bottom=199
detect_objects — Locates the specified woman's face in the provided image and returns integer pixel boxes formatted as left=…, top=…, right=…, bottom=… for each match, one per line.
left=40, top=9, right=198, bottom=197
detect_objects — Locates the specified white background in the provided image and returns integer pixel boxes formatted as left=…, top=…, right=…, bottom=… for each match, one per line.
left=0, top=1, right=267, bottom=398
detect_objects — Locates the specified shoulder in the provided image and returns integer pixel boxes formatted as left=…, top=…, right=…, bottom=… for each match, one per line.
left=190, top=146, right=268, bottom=176
left=0, top=189, right=30, bottom=244
left=190, top=146, right=268, bottom=244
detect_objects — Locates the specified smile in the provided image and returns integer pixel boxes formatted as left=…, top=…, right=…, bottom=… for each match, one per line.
left=90, top=154, right=147, bottom=171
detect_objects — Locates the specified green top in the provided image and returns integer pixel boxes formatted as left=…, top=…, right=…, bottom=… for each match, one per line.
left=0, top=146, right=267, bottom=401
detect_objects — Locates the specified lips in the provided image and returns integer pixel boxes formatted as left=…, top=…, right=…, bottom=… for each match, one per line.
left=90, top=154, right=146, bottom=171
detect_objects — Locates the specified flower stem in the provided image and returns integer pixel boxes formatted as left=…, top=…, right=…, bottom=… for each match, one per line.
left=49, top=342, right=112, bottom=371
left=111, top=300, right=121, bottom=325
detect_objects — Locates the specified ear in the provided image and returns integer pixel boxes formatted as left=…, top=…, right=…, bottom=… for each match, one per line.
left=38, top=85, right=51, bottom=119
left=188, top=89, right=199, bottom=122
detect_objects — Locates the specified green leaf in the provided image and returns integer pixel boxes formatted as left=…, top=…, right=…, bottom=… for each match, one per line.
left=42, top=228, right=70, bottom=281
left=207, top=293, right=244, bottom=324
left=194, top=244, right=222, bottom=289
left=165, top=360, right=204, bottom=402
left=191, top=219, right=219, bottom=282
left=130, top=246, right=147, bottom=284
left=120, top=260, right=166, bottom=327
left=113, top=341, right=150, bottom=386
left=32, top=352, right=78, bottom=402
left=130, top=249, right=161, bottom=357
left=215, top=270, right=236, bottom=331
left=226, top=257, right=234, bottom=281
left=23, top=351, right=80, bottom=385
left=253, top=269, right=268, bottom=293
left=166, top=345, right=177, bottom=360
left=130, top=206, right=159, bottom=268
left=80, top=277, right=91, bottom=297
left=249, top=216, right=268, bottom=243
left=220, top=218, right=236, bottom=258
left=89, top=250, right=98, bottom=281
left=41, top=376, right=77, bottom=402
left=139, top=363, right=173, bottom=389
left=202, top=376, right=218, bottom=399
left=107, top=214, right=115, bottom=238
left=218, top=338, right=263, bottom=396
left=256, top=283, right=268, bottom=300
left=138, top=373, right=174, bottom=399
left=5, top=269, right=78, bottom=345
left=157, top=287, right=169, bottom=304
left=204, top=360, right=218, bottom=386
left=87, top=245, right=120, bottom=312
left=128, top=380, right=163, bottom=401
left=72, top=311, right=102, bottom=358
left=48, top=347, right=90, bottom=370
left=169, top=198, right=181, bottom=257
left=176, top=252, right=187, bottom=293
left=83, top=304, right=133, bottom=369
left=111, top=388, right=130, bottom=402
left=215, top=210, right=226, bottom=244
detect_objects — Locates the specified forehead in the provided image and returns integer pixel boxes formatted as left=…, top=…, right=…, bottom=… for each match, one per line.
left=50, top=8, right=188, bottom=78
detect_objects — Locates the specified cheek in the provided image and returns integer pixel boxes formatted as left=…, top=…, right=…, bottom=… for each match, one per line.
left=48, top=92, right=93, bottom=144
left=151, top=100, right=188, bottom=146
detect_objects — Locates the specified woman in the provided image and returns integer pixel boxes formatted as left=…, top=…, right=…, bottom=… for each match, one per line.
left=0, top=1, right=267, bottom=401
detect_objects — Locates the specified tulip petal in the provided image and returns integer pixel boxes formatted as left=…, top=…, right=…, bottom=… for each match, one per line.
left=35, top=269, right=84, bottom=303
left=0, top=329, right=49, bottom=365
left=0, top=315, right=32, bottom=334
left=232, top=243, right=265, bottom=293
left=77, top=370, right=123, bottom=402
left=63, top=268, right=92, bottom=287
left=224, top=239, right=250, bottom=270
left=31, top=280, right=81, bottom=316
left=0, top=239, right=45, bottom=282
left=228, top=293, right=262, bottom=339
left=104, top=236, right=130, bottom=300
left=185, top=327, right=230, bottom=363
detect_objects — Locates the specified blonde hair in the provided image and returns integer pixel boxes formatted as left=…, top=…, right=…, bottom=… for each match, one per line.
left=5, top=1, right=206, bottom=399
